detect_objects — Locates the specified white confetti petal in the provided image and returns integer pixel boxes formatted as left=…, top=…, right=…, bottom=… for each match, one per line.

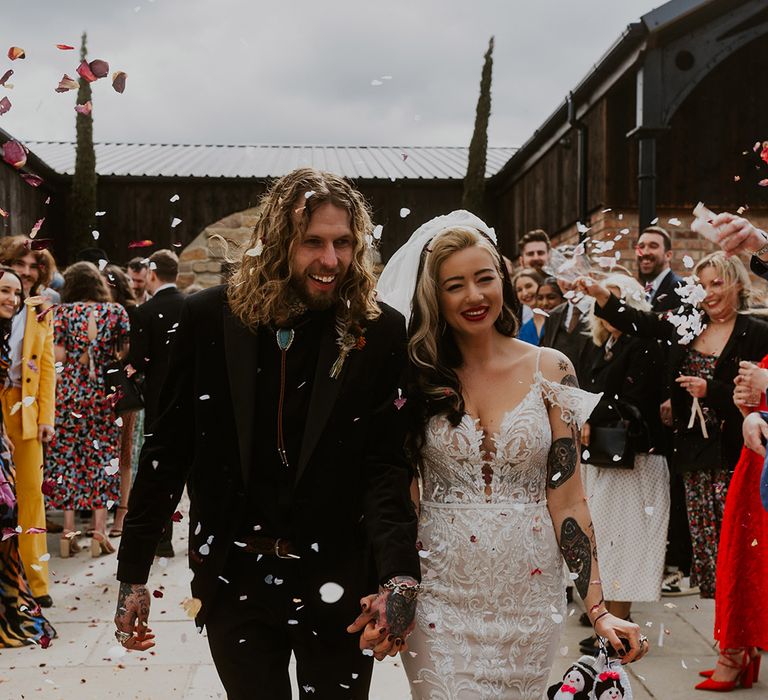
left=400, top=208, right=411, bottom=218
left=171, top=217, right=182, bottom=228
left=319, top=582, right=344, bottom=604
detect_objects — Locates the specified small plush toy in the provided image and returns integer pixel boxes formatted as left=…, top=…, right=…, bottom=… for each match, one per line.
left=547, top=658, right=597, bottom=700
left=593, top=669, right=625, bottom=700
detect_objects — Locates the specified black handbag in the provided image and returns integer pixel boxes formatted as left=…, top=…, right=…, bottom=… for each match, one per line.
left=583, top=402, right=643, bottom=469
left=103, top=339, right=143, bottom=415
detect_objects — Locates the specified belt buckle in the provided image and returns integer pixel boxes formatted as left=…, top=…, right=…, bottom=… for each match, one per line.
left=274, top=538, right=291, bottom=559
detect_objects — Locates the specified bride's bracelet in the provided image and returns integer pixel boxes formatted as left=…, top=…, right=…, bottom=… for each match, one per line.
left=591, top=610, right=610, bottom=627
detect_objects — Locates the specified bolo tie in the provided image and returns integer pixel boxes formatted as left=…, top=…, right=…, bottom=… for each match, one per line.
left=275, top=328, right=295, bottom=467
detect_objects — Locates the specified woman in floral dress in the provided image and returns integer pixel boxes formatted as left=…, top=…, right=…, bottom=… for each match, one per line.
left=46, top=262, right=129, bottom=558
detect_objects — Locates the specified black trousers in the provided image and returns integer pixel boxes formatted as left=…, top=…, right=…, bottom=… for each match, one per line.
left=205, top=553, right=374, bottom=699
left=666, top=469, right=692, bottom=575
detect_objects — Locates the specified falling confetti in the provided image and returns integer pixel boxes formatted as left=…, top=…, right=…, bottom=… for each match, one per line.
left=112, top=71, right=127, bottom=94
left=56, top=44, right=75, bottom=51
left=400, top=208, right=411, bottom=218
left=29, top=218, right=44, bottom=239
left=0, top=97, right=11, bottom=115
left=0, top=69, right=14, bottom=87
left=75, top=101, right=93, bottom=116
left=171, top=217, right=182, bottom=228
left=181, top=597, right=202, bottom=618
left=372, top=224, right=383, bottom=240
left=55, top=74, right=79, bottom=93
left=7, top=47, right=25, bottom=61
left=170, top=194, right=180, bottom=202
left=319, top=582, right=344, bottom=604
left=683, top=255, right=694, bottom=269
left=2, top=140, right=27, bottom=169
left=128, top=239, right=154, bottom=248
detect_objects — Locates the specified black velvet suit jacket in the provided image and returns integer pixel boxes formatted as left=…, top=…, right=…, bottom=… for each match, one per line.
left=127, top=286, right=187, bottom=424
left=117, top=286, right=420, bottom=626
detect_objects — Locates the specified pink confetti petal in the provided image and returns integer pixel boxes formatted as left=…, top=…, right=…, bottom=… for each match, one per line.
left=21, top=173, right=43, bottom=187
left=7, top=47, right=25, bottom=61
left=76, top=60, right=97, bottom=83
left=128, top=239, right=154, bottom=248
left=25, top=527, right=47, bottom=534
left=0, top=69, right=13, bottom=87
left=2, top=140, right=27, bottom=169
left=0, top=96, right=10, bottom=115
left=759, top=179, right=768, bottom=187
left=29, top=218, right=44, bottom=238
left=88, top=59, right=109, bottom=79
left=112, top=71, right=127, bottom=94
left=56, top=44, right=75, bottom=50
left=55, top=74, right=79, bottom=93
left=0, top=208, right=8, bottom=218
left=74, top=101, right=92, bottom=116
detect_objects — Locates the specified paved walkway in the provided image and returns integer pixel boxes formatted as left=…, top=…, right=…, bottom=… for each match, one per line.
left=0, top=510, right=759, bottom=699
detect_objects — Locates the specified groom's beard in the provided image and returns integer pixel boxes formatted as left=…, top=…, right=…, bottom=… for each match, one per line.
left=289, top=273, right=340, bottom=311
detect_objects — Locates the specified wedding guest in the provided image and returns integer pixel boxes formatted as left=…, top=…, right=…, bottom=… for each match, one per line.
left=33, top=248, right=61, bottom=304
left=576, top=251, right=768, bottom=598
left=0, top=236, right=55, bottom=607
left=127, top=257, right=150, bottom=305
left=519, top=276, right=564, bottom=346
left=712, top=211, right=768, bottom=278
left=694, top=358, right=768, bottom=691
left=47, top=262, right=129, bottom=558
left=578, top=274, right=670, bottom=654
left=102, top=264, right=139, bottom=537
left=381, top=214, right=646, bottom=698
left=512, top=267, right=541, bottom=327
left=636, top=226, right=684, bottom=312
left=126, top=250, right=185, bottom=557
left=519, top=228, right=551, bottom=272
left=0, top=267, right=56, bottom=647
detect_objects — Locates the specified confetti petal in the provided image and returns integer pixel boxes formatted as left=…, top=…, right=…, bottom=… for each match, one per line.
left=56, top=44, right=75, bottom=51
left=112, top=71, right=127, bottom=94
left=76, top=60, right=97, bottom=83
left=2, top=140, right=27, bottom=169
left=21, top=173, right=43, bottom=187
left=128, top=239, right=154, bottom=248
left=7, top=47, right=25, bottom=61
left=29, top=218, right=44, bottom=238
left=319, top=582, right=344, bottom=604
left=0, top=96, right=11, bottom=115
left=88, top=59, right=109, bottom=79
left=0, top=69, right=13, bottom=87
left=400, top=207, right=411, bottom=218
left=181, top=597, right=202, bottom=618
left=74, top=101, right=93, bottom=116
left=55, top=74, right=79, bottom=93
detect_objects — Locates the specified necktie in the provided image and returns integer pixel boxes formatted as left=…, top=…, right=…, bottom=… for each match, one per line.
left=644, top=282, right=654, bottom=303
left=567, top=306, right=582, bottom=334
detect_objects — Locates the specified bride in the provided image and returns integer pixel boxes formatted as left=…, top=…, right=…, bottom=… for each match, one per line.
left=377, top=211, right=647, bottom=699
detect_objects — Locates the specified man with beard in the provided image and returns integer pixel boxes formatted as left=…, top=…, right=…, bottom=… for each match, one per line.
left=127, top=257, right=150, bottom=305
left=635, top=226, right=691, bottom=595
left=519, top=228, right=551, bottom=272
left=114, top=168, right=420, bottom=699
left=635, top=226, right=683, bottom=313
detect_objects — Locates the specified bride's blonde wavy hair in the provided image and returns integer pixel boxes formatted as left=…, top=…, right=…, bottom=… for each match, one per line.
left=408, top=227, right=519, bottom=427
left=227, top=168, right=380, bottom=328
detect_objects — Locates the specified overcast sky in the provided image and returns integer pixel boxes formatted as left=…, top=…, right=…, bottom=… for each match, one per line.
left=2, top=0, right=661, bottom=148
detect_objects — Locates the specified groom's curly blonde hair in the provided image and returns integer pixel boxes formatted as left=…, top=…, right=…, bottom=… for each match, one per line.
left=227, top=168, right=380, bottom=328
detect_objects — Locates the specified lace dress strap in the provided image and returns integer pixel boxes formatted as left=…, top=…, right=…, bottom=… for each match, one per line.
left=539, top=375, right=601, bottom=429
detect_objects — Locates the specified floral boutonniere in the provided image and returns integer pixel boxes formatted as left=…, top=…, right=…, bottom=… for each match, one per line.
left=330, top=320, right=366, bottom=379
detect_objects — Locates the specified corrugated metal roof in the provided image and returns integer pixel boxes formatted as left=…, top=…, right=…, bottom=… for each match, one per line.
left=23, top=142, right=516, bottom=180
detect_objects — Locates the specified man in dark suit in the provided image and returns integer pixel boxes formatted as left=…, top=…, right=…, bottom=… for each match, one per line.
left=540, top=295, right=597, bottom=387
left=114, top=169, right=420, bottom=699
left=636, top=226, right=684, bottom=313
left=127, top=249, right=186, bottom=557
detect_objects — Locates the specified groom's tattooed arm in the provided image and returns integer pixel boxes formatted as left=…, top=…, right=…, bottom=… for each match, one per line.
left=559, top=517, right=596, bottom=600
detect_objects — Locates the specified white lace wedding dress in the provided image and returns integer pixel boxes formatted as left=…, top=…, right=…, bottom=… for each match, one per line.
left=403, top=368, right=599, bottom=700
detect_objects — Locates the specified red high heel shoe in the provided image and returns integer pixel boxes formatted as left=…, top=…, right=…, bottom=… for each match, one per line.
left=695, top=649, right=755, bottom=691
left=699, top=649, right=761, bottom=682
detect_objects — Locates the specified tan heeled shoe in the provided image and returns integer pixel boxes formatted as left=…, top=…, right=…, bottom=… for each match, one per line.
left=60, top=530, right=82, bottom=558
left=91, top=531, right=116, bottom=558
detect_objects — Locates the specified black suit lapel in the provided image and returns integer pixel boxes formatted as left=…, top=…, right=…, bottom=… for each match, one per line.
left=222, top=305, right=259, bottom=487
left=295, top=323, right=345, bottom=484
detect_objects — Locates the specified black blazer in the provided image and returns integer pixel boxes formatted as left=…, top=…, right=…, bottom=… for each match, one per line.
left=584, top=334, right=666, bottom=454
left=595, top=294, right=768, bottom=471
left=117, top=286, right=420, bottom=626
left=651, top=270, right=685, bottom=313
left=127, top=286, right=186, bottom=424
left=540, top=302, right=599, bottom=385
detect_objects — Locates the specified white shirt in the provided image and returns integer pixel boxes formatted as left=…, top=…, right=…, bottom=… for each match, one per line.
left=151, top=282, right=177, bottom=297
left=8, top=308, right=27, bottom=388
left=564, top=295, right=593, bottom=330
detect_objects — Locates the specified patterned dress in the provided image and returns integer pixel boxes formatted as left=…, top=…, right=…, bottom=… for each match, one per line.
left=46, top=303, right=129, bottom=510
left=403, top=363, right=600, bottom=699
left=679, top=348, right=728, bottom=599
left=0, top=326, right=55, bottom=647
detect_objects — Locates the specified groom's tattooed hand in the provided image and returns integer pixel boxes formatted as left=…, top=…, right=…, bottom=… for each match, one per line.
left=383, top=577, right=418, bottom=641
left=559, top=517, right=593, bottom=599
left=547, top=437, right=577, bottom=489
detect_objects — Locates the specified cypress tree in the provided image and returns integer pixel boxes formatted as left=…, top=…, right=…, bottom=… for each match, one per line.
left=69, top=31, right=97, bottom=255
left=462, top=36, right=494, bottom=215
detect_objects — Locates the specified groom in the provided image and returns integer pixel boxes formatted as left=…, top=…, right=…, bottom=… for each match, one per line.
left=114, top=168, right=421, bottom=699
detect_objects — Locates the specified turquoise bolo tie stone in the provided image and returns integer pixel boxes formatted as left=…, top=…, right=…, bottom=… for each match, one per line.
left=276, top=328, right=295, bottom=351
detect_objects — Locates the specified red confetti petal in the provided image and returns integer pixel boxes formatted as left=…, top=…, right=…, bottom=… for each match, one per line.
left=393, top=396, right=407, bottom=410
left=38, top=634, right=52, bottom=648
left=41, top=478, right=57, bottom=496
left=171, top=511, right=183, bottom=522
left=0, top=69, right=13, bottom=87
left=56, top=44, right=75, bottom=50
left=89, top=59, right=109, bottom=79
left=7, top=47, right=25, bottom=61
left=21, top=173, right=43, bottom=188
left=469, top=535, right=477, bottom=543
left=76, top=60, right=97, bottom=83
left=0, top=97, right=10, bottom=115
left=761, top=144, right=768, bottom=166
left=74, top=101, right=92, bottom=116
left=112, top=71, right=127, bottom=94
left=128, top=239, right=154, bottom=249
left=152, top=589, right=164, bottom=599
left=25, top=527, right=47, bottom=534
left=55, top=74, right=79, bottom=93
left=2, top=140, right=27, bottom=169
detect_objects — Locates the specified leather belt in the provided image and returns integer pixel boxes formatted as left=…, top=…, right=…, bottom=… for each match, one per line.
left=239, top=535, right=300, bottom=559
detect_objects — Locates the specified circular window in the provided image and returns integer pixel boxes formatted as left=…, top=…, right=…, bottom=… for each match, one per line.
left=675, top=50, right=695, bottom=71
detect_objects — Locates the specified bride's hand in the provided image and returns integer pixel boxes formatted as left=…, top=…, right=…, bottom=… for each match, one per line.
left=593, top=613, right=647, bottom=664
